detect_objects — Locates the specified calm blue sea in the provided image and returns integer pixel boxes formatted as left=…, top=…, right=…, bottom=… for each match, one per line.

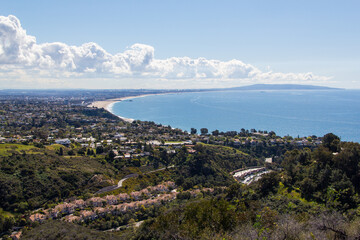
left=111, top=90, right=360, bottom=142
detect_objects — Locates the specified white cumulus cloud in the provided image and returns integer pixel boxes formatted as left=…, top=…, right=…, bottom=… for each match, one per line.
left=0, top=15, right=332, bottom=88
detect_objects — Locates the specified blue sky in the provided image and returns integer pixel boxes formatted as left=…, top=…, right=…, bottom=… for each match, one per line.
left=0, top=0, right=359, bottom=89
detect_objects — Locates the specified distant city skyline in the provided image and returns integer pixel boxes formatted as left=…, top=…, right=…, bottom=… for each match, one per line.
left=1, top=0, right=359, bottom=89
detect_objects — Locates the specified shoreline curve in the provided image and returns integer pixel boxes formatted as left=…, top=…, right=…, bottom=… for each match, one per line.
left=87, top=93, right=168, bottom=123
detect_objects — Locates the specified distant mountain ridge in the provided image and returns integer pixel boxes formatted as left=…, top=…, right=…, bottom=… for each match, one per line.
left=0, top=84, right=341, bottom=94
left=224, top=84, right=341, bottom=91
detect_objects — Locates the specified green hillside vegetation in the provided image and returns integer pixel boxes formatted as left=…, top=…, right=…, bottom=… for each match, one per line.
left=45, top=144, right=69, bottom=152
left=0, top=148, right=117, bottom=213
left=104, top=143, right=258, bottom=195
left=0, top=144, right=42, bottom=156
left=172, top=144, right=260, bottom=190
left=21, top=220, right=123, bottom=240
left=0, top=209, right=14, bottom=234
left=106, top=169, right=174, bottom=196
left=279, top=134, right=360, bottom=212
left=133, top=134, right=360, bottom=239
left=135, top=192, right=360, bottom=240
left=112, top=143, right=260, bottom=194
left=1, top=91, right=360, bottom=239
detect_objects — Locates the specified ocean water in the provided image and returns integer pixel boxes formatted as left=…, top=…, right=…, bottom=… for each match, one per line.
left=110, top=90, right=360, bottom=142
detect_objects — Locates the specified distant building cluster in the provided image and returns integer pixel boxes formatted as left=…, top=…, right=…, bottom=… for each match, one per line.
left=29, top=182, right=215, bottom=224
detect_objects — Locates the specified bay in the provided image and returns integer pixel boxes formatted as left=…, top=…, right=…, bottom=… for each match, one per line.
left=110, top=90, right=360, bottom=142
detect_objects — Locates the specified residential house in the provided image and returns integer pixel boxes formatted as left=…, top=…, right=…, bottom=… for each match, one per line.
left=111, top=204, right=127, bottom=215
left=29, top=213, right=46, bottom=223
left=87, top=197, right=104, bottom=207
left=73, top=199, right=86, bottom=209
left=80, top=210, right=97, bottom=221
left=44, top=208, right=59, bottom=219
left=105, top=195, right=118, bottom=205
left=55, top=138, right=71, bottom=146
left=164, top=181, right=176, bottom=189
left=10, top=231, right=22, bottom=240
left=94, top=207, right=109, bottom=217
left=130, top=191, right=142, bottom=201
left=139, top=188, right=151, bottom=198
left=117, top=193, right=130, bottom=201
left=55, top=203, right=76, bottom=215
left=64, top=215, right=80, bottom=222
left=125, top=202, right=138, bottom=210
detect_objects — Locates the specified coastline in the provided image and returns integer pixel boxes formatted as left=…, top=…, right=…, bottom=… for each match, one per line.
left=88, top=93, right=168, bottom=123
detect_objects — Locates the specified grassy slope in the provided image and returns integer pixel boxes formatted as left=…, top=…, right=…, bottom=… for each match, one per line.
left=0, top=144, right=43, bottom=156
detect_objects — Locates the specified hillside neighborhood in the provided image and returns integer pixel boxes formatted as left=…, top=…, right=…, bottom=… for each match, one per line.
left=3, top=92, right=357, bottom=240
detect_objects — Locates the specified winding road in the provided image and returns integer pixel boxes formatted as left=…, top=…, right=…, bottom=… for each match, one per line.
left=95, top=173, right=138, bottom=194
left=95, top=166, right=174, bottom=195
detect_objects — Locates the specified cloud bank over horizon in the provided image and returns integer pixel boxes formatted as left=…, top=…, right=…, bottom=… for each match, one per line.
left=0, top=15, right=332, bottom=89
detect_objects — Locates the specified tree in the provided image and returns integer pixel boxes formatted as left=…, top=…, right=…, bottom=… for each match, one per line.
left=0, top=213, right=15, bottom=234
left=212, top=129, right=219, bottom=136
left=200, top=128, right=208, bottom=135
left=87, top=148, right=95, bottom=156
left=333, top=142, right=360, bottom=190
left=56, top=147, right=63, bottom=156
left=268, top=131, right=276, bottom=138
left=144, top=143, right=152, bottom=152
left=96, top=145, right=104, bottom=154
left=322, top=133, right=340, bottom=152
left=226, top=183, right=242, bottom=199
left=77, top=147, right=86, bottom=155
left=160, top=148, right=170, bottom=167
left=257, top=172, right=279, bottom=197
left=191, top=128, right=197, bottom=135
left=105, top=150, right=116, bottom=161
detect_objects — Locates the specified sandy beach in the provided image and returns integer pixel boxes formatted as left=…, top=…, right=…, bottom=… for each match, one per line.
left=87, top=93, right=168, bottom=122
